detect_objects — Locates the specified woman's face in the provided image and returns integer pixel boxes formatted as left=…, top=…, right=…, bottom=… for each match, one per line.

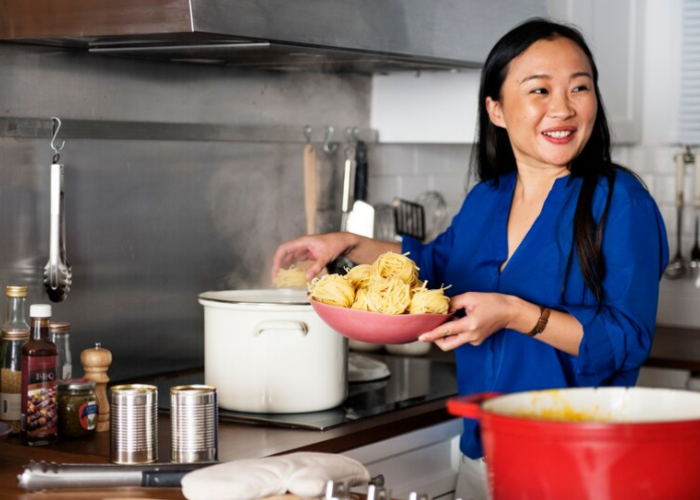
left=486, top=36, right=597, bottom=171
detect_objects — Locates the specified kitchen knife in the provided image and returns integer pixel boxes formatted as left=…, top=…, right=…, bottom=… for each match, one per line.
left=18, top=460, right=216, bottom=491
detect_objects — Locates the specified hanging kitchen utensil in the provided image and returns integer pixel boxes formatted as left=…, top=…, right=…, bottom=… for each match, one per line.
left=345, top=136, right=375, bottom=238
left=415, top=191, right=449, bottom=242
left=664, top=152, right=688, bottom=280
left=339, top=141, right=356, bottom=233
left=374, top=203, right=398, bottom=242
left=693, top=149, right=700, bottom=287
left=353, top=135, right=368, bottom=203
left=303, top=126, right=318, bottom=236
left=392, top=198, right=425, bottom=241
left=43, top=117, right=72, bottom=302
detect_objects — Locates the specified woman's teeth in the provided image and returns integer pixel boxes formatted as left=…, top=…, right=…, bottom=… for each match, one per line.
left=543, top=130, right=573, bottom=138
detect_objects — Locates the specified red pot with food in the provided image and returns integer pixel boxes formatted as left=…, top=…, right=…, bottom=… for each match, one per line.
left=447, top=387, right=700, bottom=500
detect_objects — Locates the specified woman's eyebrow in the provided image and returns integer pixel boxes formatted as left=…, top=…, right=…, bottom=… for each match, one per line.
left=519, top=71, right=593, bottom=85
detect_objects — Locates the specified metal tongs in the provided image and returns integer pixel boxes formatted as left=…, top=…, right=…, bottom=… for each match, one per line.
left=19, top=460, right=213, bottom=490
left=43, top=117, right=72, bottom=302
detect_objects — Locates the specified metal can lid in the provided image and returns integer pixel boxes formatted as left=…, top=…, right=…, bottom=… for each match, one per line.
left=6, top=285, right=28, bottom=298
left=58, top=377, right=96, bottom=391
left=1, top=328, right=29, bottom=340
left=170, top=384, right=217, bottom=395
left=49, top=321, right=71, bottom=333
left=110, top=384, right=158, bottom=395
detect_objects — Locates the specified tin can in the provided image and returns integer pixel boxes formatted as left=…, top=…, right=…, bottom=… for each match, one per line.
left=170, top=385, right=218, bottom=463
left=110, top=384, right=158, bottom=464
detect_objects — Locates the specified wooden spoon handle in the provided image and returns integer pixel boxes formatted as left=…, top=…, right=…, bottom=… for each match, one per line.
left=304, top=144, right=318, bottom=236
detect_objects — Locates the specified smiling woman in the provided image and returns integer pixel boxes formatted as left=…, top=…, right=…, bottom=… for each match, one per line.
left=270, top=17, right=670, bottom=500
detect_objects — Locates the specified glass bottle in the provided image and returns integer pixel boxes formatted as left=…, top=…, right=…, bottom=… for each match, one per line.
left=21, top=304, right=57, bottom=446
left=49, top=322, right=72, bottom=381
left=0, top=285, right=30, bottom=434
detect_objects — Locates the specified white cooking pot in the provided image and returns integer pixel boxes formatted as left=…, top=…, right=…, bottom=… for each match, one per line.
left=198, top=289, right=348, bottom=414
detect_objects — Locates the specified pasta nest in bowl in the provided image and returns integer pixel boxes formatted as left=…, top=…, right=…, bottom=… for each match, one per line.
left=307, top=252, right=453, bottom=344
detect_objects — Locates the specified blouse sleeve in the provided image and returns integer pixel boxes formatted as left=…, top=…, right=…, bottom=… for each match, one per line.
left=402, top=223, right=456, bottom=288
left=562, top=197, right=669, bottom=386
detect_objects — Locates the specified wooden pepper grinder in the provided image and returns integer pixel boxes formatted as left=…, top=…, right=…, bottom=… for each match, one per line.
left=81, top=342, right=112, bottom=432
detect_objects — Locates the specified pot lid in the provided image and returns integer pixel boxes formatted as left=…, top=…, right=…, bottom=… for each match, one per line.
left=199, top=289, right=309, bottom=306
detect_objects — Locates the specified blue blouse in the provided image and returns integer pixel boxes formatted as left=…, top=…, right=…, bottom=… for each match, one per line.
left=403, top=169, right=669, bottom=459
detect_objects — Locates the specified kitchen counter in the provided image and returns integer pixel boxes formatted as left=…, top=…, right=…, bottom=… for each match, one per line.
left=0, top=379, right=453, bottom=500
left=644, top=325, right=700, bottom=372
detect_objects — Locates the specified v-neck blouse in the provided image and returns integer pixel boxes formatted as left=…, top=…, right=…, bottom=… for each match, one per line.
left=403, top=169, right=669, bottom=459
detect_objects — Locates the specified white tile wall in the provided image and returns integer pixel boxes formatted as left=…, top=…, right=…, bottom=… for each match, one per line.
left=367, top=144, right=471, bottom=219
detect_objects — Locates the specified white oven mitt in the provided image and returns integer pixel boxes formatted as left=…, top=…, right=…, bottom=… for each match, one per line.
left=181, top=452, right=371, bottom=500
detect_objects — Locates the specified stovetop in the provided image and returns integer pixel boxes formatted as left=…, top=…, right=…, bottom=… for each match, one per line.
left=151, top=354, right=457, bottom=430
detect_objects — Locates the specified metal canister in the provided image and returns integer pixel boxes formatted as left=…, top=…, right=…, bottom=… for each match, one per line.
left=110, top=384, right=158, bottom=464
left=170, top=385, right=218, bottom=463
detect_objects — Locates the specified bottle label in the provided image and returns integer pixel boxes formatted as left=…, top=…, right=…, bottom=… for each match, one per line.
left=79, top=400, right=98, bottom=431
left=0, top=392, right=21, bottom=420
left=21, top=355, right=58, bottom=437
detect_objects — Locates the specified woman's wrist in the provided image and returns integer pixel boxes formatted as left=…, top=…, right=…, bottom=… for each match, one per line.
left=506, top=296, right=543, bottom=334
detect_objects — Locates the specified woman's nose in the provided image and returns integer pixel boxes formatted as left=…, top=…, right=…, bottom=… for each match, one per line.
left=547, top=93, right=575, bottom=119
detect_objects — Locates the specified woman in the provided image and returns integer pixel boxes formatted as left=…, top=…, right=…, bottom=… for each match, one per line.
left=271, top=18, right=668, bottom=499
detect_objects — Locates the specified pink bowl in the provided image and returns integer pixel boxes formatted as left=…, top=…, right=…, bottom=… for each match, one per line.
left=310, top=299, right=453, bottom=344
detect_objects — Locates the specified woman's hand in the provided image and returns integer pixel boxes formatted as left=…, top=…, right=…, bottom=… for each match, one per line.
left=418, top=292, right=518, bottom=351
left=270, top=232, right=357, bottom=282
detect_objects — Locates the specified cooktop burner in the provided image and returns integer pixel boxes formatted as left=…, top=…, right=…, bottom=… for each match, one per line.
left=152, top=355, right=457, bottom=430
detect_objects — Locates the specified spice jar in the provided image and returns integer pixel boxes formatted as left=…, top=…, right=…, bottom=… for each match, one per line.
left=57, top=378, right=97, bottom=439
left=0, top=285, right=30, bottom=434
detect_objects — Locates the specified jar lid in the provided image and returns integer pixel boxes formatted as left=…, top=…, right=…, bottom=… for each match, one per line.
left=49, top=321, right=71, bottom=333
left=58, top=378, right=96, bottom=391
left=6, top=285, right=27, bottom=298
left=1, top=328, right=29, bottom=340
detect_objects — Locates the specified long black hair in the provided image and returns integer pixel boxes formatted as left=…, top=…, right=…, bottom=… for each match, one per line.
left=473, top=17, right=615, bottom=304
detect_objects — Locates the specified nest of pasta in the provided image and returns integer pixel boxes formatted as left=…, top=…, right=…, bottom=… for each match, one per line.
left=308, top=252, right=450, bottom=315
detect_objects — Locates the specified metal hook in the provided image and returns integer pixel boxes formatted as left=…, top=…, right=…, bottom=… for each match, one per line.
left=50, top=117, right=65, bottom=163
left=345, top=126, right=360, bottom=145
left=323, top=126, right=338, bottom=154
left=303, top=125, right=313, bottom=144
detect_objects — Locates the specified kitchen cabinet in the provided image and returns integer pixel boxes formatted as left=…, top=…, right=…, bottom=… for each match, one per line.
left=343, top=419, right=462, bottom=500
left=546, top=0, right=645, bottom=144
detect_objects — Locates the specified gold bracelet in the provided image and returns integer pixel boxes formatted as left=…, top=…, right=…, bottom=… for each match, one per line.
left=526, top=305, right=550, bottom=336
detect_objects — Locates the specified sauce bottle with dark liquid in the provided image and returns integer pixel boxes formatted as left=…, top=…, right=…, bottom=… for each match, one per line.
left=21, top=304, right=58, bottom=446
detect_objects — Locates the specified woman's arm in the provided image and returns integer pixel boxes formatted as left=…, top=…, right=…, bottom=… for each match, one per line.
left=271, top=232, right=400, bottom=281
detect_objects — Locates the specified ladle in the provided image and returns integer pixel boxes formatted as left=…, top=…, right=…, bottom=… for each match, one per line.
left=694, top=150, right=700, bottom=287
left=665, top=153, right=688, bottom=280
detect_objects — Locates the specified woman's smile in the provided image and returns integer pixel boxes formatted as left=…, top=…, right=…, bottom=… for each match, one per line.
left=541, top=126, right=577, bottom=144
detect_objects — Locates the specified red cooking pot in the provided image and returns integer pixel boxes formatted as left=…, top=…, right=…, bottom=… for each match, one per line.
left=447, top=387, right=700, bottom=500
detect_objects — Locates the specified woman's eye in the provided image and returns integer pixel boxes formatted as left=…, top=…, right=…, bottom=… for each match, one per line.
left=530, top=88, right=548, bottom=95
left=572, top=85, right=590, bottom=93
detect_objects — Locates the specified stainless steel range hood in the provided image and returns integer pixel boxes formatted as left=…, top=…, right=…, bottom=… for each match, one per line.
left=0, top=0, right=545, bottom=72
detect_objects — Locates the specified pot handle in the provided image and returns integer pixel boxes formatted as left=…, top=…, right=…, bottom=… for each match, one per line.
left=446, top=392, right=502, bottom=421
left=253, top=321, right=309, bottom=337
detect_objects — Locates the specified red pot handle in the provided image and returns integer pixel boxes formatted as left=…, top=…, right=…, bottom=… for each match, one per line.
left=446, top=392, right=502, bottom=421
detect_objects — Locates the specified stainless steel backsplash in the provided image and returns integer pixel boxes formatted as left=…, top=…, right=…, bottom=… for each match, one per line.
left=0, top=44, right=370, bottom=381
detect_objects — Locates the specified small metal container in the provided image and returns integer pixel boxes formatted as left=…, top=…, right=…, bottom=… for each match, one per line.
left=110, top=384, right=158, bottom=464
left=170, top=385, right=218, bottom=463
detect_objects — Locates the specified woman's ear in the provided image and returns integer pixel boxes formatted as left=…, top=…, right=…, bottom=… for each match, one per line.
left=486, top=97, right=506, bottom=129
